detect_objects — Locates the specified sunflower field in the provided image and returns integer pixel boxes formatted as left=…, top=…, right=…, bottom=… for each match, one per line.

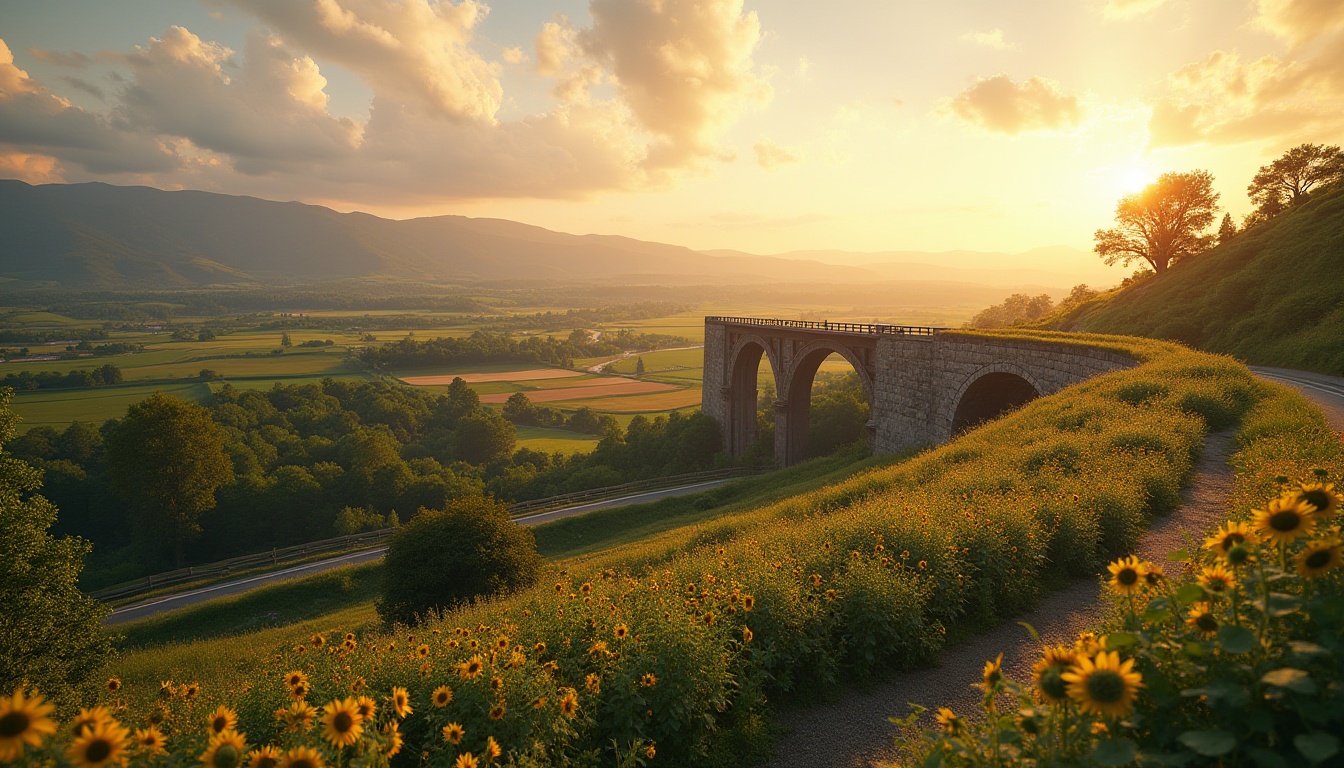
left=3, top=334, right=1334, bottom=767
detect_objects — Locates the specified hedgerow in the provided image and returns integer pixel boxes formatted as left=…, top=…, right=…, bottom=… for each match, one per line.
left=7, top=334, right=1320, bottom=767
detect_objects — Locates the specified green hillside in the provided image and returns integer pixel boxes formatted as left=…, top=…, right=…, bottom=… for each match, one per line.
left=1060, top=183, right=1344, bottom=374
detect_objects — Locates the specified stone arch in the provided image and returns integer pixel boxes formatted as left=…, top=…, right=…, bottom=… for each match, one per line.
left=723, top=334, right=781, bottom=457
left=779, top=339, right=876, bottom=466
left=947, top=362, right=1043, bottom=438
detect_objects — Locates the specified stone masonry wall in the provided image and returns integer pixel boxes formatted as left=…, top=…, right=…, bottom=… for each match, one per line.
left=701, top=321, right=728, bottom=428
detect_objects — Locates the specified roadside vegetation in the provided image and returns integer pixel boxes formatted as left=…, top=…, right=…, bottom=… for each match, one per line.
left=12, top=332, right=1324, bottom=767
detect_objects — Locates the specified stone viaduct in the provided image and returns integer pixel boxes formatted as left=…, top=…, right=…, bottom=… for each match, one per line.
left=701, top=317, right=1136, bottom=466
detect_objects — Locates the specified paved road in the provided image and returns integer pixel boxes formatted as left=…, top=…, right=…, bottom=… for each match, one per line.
left=1251, top=366, right=1344, bottom=431
left=105, top=477, right=733, bottom=626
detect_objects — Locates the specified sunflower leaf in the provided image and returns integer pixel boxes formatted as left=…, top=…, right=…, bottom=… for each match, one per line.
left=1016, top=621, right=1040, bottom=642
left=1216, top=625, right=1256, bottom=654
left=1166, top=547, right=1189, bottom=562
left=1175, top=584, right=1206, bottom=603
left=1104, top=632, right=1138, bottom=651
left=1179, top=729, right=1237, bottom=756
left=1261, top=667, right=1316, bottom=695
left=1294, top=733, right=1339, bottom=765
left=1089, top=737, right=1138, bottom=766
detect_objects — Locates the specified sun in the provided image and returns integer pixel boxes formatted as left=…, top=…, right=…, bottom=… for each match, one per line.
left=1116, top=165, right=1154, bottom=194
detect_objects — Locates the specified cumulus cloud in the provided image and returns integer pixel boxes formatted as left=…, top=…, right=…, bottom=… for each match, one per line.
left=944, top=74, right=1082, bottom=134
left=753, top=139, right=799, bottom=170
left=1254, top=0, right=1344, bottom=44
left=1103, top=0, right=1169, bottom=19
left=961, top=29, right=1014, bottom=50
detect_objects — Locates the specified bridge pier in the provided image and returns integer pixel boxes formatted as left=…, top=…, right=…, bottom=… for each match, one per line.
left=703, top=317, right=1137, bottom=466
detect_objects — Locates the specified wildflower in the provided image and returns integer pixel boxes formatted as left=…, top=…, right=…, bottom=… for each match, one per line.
left=1106, top=556, right=1146, bottom=595
left=934, top=707, right=964, bottom=734
left=1253, top=496, right=1318, bottom=546
left=485, top=736, right=502, bottom=760
left=1186, top=603, right=1218, bottom=637
left=208, top=705, right=239, bottom=735
left=979, top=653, right=1004, bottom=691
left=200, top=729, right=248, bottom=768
left=248, top=744, right=281, bottom=768
left=66, top=720, right=129, bottom=768
left=276, top=746, right=325, bottom=768
left=442, top=722, right=465, bottom=744
left=320, top=698, right=364, bottom=749
left=1032, top=646, right=1077, bottom=703
left=489, top=702, right=506, bottom=720
left=105, top=678, right=121, bottom=694
left=432, top=685, right=454, bottom=707
left=1296, top=538, right=1343, bottom=578
left=459, top=655, right=484, bottom=679
left=0, top=688, right=57, bottom=761
left=1204, top=521, right=1258, bottom=554
left=1061, top=651, right=1144, bottom=718
left=559, top=690, right=579, bottom=719
left=1198, top=564, right=1236, bottom=594
left=1294, top=482, right=1342, bottom=518
left=133, top=725, right=167, bottom=756
left=455, top=754, right=479, bottom=768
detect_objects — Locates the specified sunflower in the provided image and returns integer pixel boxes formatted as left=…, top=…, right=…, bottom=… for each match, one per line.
left=284, top=671, right=309, bottom=691
left=742, top=595, right=755, bottom=612
left=584, top=674, right=601, bottom=694
left=1296, top=538, right=1343, bottom=578
left=66, top=720, right=130, bottom=768
left=534, top=642, right=547, bottom=655
left=455, top=754, right=480, bottom=768
left=442, top=722, right=465, bottom=745
left=934, top=707, right=964, bottom=734
left=320, top=698, right=364, bottom=749
left=640, top=673, right=658, bottom=688
left=0, top=687, right=57, bottom=761
left=417, top=644, right=430, bottom=658
left=1295, top=482, right=1342, bottom=518
left=485, top=736, right=502, bottom=760
left=158, top=681, right=174, bottom=699
left=69, top=706, right=113, bottom=737
left=311, top=634, right=326, bottom=647
left=1106, top=556, right=1147, bottom=595
left=390, top=686, right=412, bottom=718
left=1198, top=564, right=1237, bottom=594
left=979, top=653, right=1004, bottom=691
left=559, top=690, right=579, bottom=719
left=459, top=655, right=484, bottom=680
left=200, top=729, right=248, bottom=768
left=1144, top=563, right=1166, bottom=588
left=1253, top=496, right=1318, bottom=547
left=355, top=695, right=377, bottom=721
left=248, top=745, right=281, bottom=768
left=1061, top=651, right=1144, bottom=718
left=208, top=705, right=239, bottom=735
left=131, top=725, right=168, bottom=756
left=645, top=743, right=657, bottom=759
left=277, top=746, right=326, bottom=768
left=184, top=682, right=201, bottom=700
left=279, top=701, right=317, bottom=732
left=383, top=721, right=403, bottom=758
left=105, top=678, right=121, bottom=694
left=614, top=623, right=629, bottom=639
left=1203, top=521, right=1259, bottom=555
left=742, top=626, right=754, bottom=643
left=1032, top=646, right=1077, bottom=704
left=349, top=677, right=366, bottom=693
left=488, top=702, right=506, bottom=720
left=432, top=685, right=454, bottom=707
left=495, top=636, right=509, bottom=650
left=1186, top=603, right=1218, bottom=637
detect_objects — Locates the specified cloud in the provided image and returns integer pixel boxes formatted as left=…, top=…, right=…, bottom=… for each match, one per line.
left=944, top=74, right=1082, bottom=134
left=1103, top=0, right=1169, bottom=20
left=500, top=46, right=526, bottom=65
left=1254, top=0, right=1344, bottom=44
left=59, top=76, right=104, bottom=99
left=961, top=29, right=1014, bottom=50
left=0, top=148, right=63, bottom=183
left=27, top=48, right=93, bottom=68
left=753, top=139, right=800, bottom=170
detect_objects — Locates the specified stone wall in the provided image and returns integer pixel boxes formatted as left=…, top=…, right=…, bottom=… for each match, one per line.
left=700, top=321, right=728, bottom=427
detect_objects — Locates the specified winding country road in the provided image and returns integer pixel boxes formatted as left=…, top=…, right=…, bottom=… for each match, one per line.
left=105, top=477, right=733, bottom=626
left=1251, top=366, right=1344, bottom=431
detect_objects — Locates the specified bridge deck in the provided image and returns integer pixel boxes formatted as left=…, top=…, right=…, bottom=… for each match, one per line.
left=706, top=316, right=947, bottom=336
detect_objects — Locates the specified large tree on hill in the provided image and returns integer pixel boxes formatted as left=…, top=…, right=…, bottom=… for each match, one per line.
left=0, top=388, right=110, bottom=706
left=1248, top=143, right=1344, bottom=219
left=105, top=392, right=233, bottom=566
left=1094, top=170, right=1219, bottom=275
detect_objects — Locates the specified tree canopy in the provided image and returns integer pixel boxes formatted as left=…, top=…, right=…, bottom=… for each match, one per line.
left=1248, top=143, right=1344, bottom=220
left=1094, top=170, right=1219, bottom=275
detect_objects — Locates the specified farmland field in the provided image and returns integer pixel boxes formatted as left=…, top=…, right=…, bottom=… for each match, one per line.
left=514, top=425, right=602, bottom=454
left=479, top=379, right=678, bottom=403
left=11, top=381, right=212, bottom=429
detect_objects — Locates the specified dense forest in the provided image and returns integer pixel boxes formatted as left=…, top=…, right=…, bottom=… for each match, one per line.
left=5, top=377, right=724, bottom=589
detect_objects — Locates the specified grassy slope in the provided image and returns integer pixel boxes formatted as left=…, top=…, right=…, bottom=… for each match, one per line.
left=1057, top=183, right=1344, bottom=374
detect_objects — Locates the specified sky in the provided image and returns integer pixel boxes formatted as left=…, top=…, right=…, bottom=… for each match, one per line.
left=1, top=0, right=1341, bottom=256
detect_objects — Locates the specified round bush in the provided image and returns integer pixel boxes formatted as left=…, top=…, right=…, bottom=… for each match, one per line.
left=376, top=496, right=542, bottom=625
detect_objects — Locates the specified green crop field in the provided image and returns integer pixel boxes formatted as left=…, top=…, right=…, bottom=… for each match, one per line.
left=514, top=425, right=602, bottom=454
left=11, top=381, right=212, bottom=429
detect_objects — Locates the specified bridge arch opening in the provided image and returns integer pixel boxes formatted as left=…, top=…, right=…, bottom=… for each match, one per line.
left=951, top=371, right=1039, bottom=435
left=726, top=341, right=776, bottom=457
left=782, top=348, right=873, bottom=466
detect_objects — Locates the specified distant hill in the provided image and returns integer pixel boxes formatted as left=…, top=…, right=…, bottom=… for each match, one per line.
left=1052, top=183, right=1344, bottom=374
left=0, top=180, right=1105, bottom=293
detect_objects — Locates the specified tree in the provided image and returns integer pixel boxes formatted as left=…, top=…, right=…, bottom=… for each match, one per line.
left=501, top=392, right=538, bottom=425
left=105, top=393, right=233, bottom=566
left=197, top=328, right=215, bottom=341
left=0, top=388, right=110, bottom=705
left=1247, top=143, right=1344, bottom=219
left=281, top=332, right=293, bottom=347
left=1216, top=213, right=1237, bottom=245
left=635, top=356, right=646, bottom=376
left=969, top=293, right=1055, bottom=329
left=377, top=497, right=542, bottom=625
left=1094, top=170, right=1220, bottom=275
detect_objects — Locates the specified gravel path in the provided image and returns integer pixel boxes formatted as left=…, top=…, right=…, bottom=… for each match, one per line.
left=761, top=431, right=1237, bottom=768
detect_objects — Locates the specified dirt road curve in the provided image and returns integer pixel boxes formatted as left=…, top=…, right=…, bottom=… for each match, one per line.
left=104, top=478, right=733, bottom=626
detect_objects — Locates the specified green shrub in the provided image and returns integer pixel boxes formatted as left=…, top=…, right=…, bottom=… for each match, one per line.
left=376, top=497, right=543, bottom=625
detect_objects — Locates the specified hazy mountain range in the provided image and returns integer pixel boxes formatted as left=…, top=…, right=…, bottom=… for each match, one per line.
left=0, top=180, right=1120, bottom=292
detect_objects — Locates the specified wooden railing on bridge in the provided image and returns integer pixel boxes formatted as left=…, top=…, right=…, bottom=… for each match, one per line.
left=706, top=316, right=946, bottom=336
